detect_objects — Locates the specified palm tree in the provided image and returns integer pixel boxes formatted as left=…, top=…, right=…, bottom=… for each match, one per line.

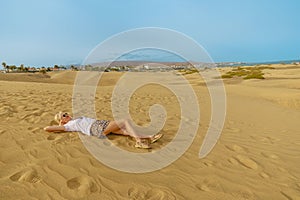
left=40, top=67, right=46, bottom=74
left=2, top=62, right=7, bottom=72
left=10, top=65, right=17, bottom=72
left=54, top=65, right=59, bottom=70
left=20, top=64, right=24, bottom=72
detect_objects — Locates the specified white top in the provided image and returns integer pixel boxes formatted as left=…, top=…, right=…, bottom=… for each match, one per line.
left=63, top=116, right=96, bottom=136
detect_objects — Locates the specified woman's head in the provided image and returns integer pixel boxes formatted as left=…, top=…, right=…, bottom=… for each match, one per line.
left=54, top=111, right=72, bottom=125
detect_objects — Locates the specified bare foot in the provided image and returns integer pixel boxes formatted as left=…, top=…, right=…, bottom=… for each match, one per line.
left=150, top=133, right=163, bottom=143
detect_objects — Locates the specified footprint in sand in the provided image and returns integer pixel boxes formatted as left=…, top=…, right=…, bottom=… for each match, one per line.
left=29, top=148, right=39, bottom=159
left=10, top=169, right=41, bottom=183
left=196, top=184, right=210, bottom=192
left=261, top=152, right=279, bottom=160
left=228, top=157, right=239, bottom=165
left=47, top=134, right=63, bottom=141
left=226, top=127, right=241, bottom=133
left=225, top=144, right=247, bottom=153
left=0, top=105, right=15, bottom=117
left=145, top=188, right=176, bottom=200
left=66, top=176, right=98, bottom=197
left=259, top=172, right=270, bottom=179
left=203, top=161, right=214, bottom=167
left=128, top=187, right=175, bottom=200
left=235, top=155, right=258, bottom=170
left=232, top=190, right=255, bottom=200
left=277, top=167, right=287, bottom=172
left=128, top=187, right=145, bottom=199
left=28, top=127, right=41, bottom=134
left=281, top=190, right=300, bottom=200
left=196, top=179, right=223, bottom=193
left=24, top=115, right=41, bottom=124
left=0, top=130, right=6, bottom=135
left=260, top=136, right=280, bottom=144
left=49, top=133, right=79, bottom=146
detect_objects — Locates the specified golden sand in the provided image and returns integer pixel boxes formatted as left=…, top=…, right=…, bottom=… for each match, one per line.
left=0, top=65, right=300, bottom=199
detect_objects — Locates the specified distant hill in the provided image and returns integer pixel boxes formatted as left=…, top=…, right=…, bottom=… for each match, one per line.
left=78, top=60, right=193, bottom=67
left=75, top=59, right=300, bottom=68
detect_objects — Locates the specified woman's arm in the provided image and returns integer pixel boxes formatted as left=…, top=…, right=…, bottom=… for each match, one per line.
left=44, top=125, right=66, bottom=132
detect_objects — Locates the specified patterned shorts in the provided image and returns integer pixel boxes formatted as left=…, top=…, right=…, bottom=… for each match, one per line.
left=90, top=120, right=110, bottom=139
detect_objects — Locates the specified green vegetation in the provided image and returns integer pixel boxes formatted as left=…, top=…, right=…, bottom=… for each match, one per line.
left=1, top=62, right=75, bottom=73
left=221, top=66, right=274, bottom=80
left=178, top=68, right=198, bottom=75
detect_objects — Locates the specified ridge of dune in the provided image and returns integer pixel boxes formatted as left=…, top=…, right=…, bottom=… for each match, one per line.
left=0, top=71, right=77, bottom=85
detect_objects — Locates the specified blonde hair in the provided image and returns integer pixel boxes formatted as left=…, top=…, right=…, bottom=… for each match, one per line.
left=54, top=111, right=63, bottom=124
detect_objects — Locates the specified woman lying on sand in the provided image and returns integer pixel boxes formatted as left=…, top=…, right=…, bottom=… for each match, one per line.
left=44, top=112, right=162, bottom=149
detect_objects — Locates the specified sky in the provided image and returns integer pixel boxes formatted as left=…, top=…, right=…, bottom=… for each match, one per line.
left=0, top=0, right=299, bottom=68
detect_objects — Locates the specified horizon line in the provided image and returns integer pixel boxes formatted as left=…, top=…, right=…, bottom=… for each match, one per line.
left=1, top=58, right=300, bottom=69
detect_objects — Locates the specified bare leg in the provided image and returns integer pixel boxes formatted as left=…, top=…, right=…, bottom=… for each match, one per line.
left=102, top=120, right=140, bottom=138
left=102, top=120, right=162, bottom=149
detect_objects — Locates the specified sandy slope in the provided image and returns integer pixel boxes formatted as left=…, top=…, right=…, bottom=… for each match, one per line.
left=0, top=66, right=300, bottom=200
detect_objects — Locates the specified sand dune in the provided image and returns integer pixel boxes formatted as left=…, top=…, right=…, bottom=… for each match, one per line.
left=1, top=65, right=300, bottom=199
